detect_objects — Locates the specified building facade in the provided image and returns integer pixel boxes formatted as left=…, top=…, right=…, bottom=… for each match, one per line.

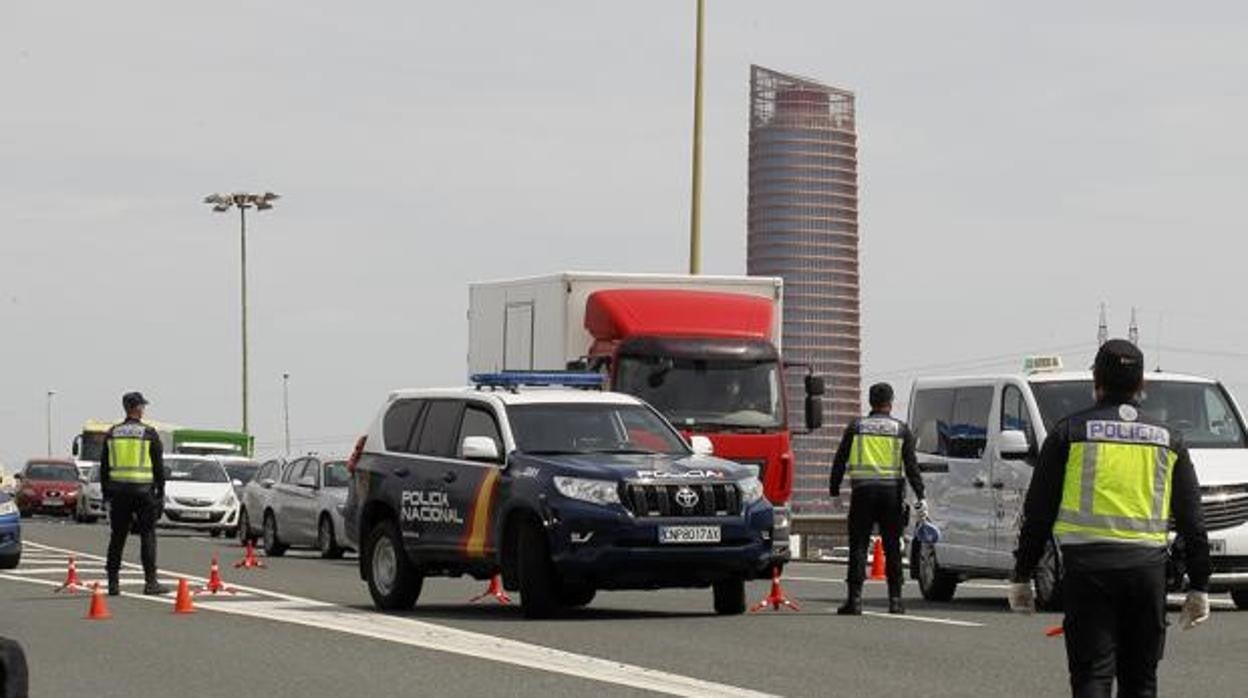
left=747, top=65, right=861, bottom=513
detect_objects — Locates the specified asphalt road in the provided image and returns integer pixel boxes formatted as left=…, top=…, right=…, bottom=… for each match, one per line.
left=2, top=518, right=1245, bottom=697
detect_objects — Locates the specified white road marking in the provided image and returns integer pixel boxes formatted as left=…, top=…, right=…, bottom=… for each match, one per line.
left=784, top=574, right=1010, bottom=591
left=858, top=611, right=984, bottom=627
left=8, top=542, right=777, bottom=698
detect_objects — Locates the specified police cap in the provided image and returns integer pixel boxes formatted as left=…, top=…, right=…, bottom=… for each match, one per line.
left=122, top=392, right=149, bottom=410
left=868, top=382, right=894, bottom=409
left=1093, top=340, right=1145, bottom=395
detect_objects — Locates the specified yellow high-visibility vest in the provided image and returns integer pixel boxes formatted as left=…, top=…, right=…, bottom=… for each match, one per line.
left=848, top=417, right=904, bottom=484
left=108, top=422, right=154, bottom=484
left=1054, top=419, right=1175, bottom=547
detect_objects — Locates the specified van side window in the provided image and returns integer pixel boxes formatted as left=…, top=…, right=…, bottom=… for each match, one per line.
left=414, top=401, right=465, bottom=459
left=950, top=387, right=993, bottom=459
left=459, top=405, right=503, bottom=458
left=383, top=399, right=425, bottom=453
left=1001, top=385, right=1035, bottom=445
left=911, top=388, right=956, bottom=456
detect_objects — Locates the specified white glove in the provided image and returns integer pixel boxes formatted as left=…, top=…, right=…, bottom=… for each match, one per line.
left=1179, top=591, right=1210, bottom=630
left=1008, top=582, right=1035, bottom=613
left=913, top=499, right=929, bottom=520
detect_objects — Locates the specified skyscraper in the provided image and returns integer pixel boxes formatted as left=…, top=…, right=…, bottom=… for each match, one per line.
left=747, top=65, right=861, bottom=513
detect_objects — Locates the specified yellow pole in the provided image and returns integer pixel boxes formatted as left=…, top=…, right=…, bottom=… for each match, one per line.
left=688, top=0, right=705, bottom=275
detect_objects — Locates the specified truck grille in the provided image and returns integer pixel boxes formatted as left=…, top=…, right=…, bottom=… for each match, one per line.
left=1201, top=485, right=1248, bottom=532
left=621, top=483, right=742, bottom=518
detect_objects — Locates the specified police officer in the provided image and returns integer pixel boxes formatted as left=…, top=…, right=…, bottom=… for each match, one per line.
left=100, top=392, right=169, bottom=596
left=1011, top=340, right=1210, bottom=697
left=829, top=382, right=926, bottom=615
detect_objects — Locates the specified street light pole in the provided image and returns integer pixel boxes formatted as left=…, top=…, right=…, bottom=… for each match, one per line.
left=46, top=390, right=55, bottom=457
left=282, top=372, right=291, bottom=457
left=204, top=191, right=279, bottom=436
left=688, top=0, right=705, bottom=275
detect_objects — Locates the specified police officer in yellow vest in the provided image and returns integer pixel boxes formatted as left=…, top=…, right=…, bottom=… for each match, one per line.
left=1012, top=340, right=1210, bottom=697
left=830, top=382, right=926, bottom=615
left=100, top=392, right=169, bottom=596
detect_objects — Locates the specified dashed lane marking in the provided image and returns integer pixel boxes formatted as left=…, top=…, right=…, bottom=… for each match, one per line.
left=784, top=575, right=1011, bottom=590
left=858, top=611, right=984, bottom=627
left=5, top=541, right=778, bottom=698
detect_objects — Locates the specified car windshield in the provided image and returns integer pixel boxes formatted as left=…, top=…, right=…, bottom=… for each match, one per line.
left=25, top=464, right=79, bottom=481
left=1031, top=379, right=1248, bottom=450
left=78, top=432, right=107, bottom=462
left=164, top=459, right=228, bottom=483
left=614, top=356, right=784, bottom=430
left=324, top=461, right=350, bottom=488
left=507, top=403, right=690, bottom=456
left=223, top=462, right=260, bottom=484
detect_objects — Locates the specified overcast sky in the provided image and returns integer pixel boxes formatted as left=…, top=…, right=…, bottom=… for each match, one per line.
left=3, top=1, right=1246, bottom=466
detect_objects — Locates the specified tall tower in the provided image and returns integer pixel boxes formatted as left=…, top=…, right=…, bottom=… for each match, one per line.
left=747, top=66, right=861, bottom=514
left=1098, top=304, right=1109, bottom=346
left=1129, top=307, right=1140, bottom=346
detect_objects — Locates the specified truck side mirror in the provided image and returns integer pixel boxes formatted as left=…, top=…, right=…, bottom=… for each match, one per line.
left=461, top=436, right=502, bottom=463
left=998, top=430, right=1031, bottom=460
left=805, top=396, right=824, bottom=431
left=805, top=375, right=826, bottom=397
left=72, top=436, right=81, bottom=457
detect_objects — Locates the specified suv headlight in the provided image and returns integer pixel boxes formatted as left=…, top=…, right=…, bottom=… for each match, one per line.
left=553, top=477, right=620, bottom=506
left=738, top=477, right=764, bottom=505
left=0, top=500, right=17, bottom=516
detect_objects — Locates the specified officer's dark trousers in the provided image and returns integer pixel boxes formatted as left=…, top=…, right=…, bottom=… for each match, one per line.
left=106, top=488, right=159, bottom=579
left=845, top=484, right=904, bottom=596
left=1063, top=565, right=1166, bottom=698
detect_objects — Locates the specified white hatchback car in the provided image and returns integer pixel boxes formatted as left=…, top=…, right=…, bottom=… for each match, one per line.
left=160, top=455, right=240, bottom=538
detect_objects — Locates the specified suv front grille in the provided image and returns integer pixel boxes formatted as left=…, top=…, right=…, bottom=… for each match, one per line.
left=621, top=483, right=742, bottom=518
left=1201, top=485, right=1248, bottom=532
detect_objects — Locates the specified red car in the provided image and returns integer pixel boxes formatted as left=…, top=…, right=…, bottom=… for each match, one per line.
left=15, top=459, right=81, bottom=518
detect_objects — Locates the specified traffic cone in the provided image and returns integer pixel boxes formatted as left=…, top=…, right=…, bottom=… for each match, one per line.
left=468, top=574, right=511, bottom=605
left=869, top=538, right=887, bottom=581
left=750, top=566, right=801, bottom=612
left=1045, top=625, right=1065, bottom=637
left=55, top=556, right=86, bottom=594
left=85, top=582, right=111, bottom=620
left=197, top=554, right=237, bottom=595
left=173, top=578, right=196, bottom=614
left=233, top=541, right=265, bottom=569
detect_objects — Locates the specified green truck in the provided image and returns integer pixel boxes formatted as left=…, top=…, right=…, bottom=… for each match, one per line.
left=74, top=422, right=254, bottom=470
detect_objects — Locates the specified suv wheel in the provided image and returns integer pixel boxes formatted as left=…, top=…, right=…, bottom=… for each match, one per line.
left=0, top=550, right=19, bottom=570
left=712, top=579, right=747, bottom=615
left=262, top=512, right=288, bottom=557
left=917, top=541, right=958, bottom=602
left=365, top=519, right=422, bottom=610
left=237, top=508, right=253, bottom=544
left=1231, top=589, right=1248, bottom=610
left=1034, top=540, right=1064, bottom=612
left=517, top=521, right=560, bottom=619
left=319, top=515, right=344, bottom=560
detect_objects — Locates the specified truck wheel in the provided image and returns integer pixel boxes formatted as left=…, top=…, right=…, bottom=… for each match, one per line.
left=557, top=583, right=596, bottom=609
left=262, top=512, right=288, bottom=557
left=1034, top=540, right=1064, bottom=612
left=365, top=519, right=422, bottom=611
left=319, top=515, right=344, bottom=560
left=917, top=541, right=958, bottom=602
left=517, top=521, right=560, bottom=619
left=712, top=579, right=747, bottom=615
left=1231, top=589, right=1248, bottom=610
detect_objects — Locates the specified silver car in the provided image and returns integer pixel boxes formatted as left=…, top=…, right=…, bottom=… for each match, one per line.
left=260, top=456, right=351, bottom=559
left=74, top=465, right=105, bottom=523
left=238, top=458, right=287, bottom=545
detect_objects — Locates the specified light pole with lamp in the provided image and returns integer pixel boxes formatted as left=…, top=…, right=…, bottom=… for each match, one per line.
left=282, top=372, right=291, bottom=457
left=45, top=390, right=55, bottom=457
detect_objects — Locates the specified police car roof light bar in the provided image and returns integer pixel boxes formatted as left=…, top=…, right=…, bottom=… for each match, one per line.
left=470, top=371, right=605, bottom=392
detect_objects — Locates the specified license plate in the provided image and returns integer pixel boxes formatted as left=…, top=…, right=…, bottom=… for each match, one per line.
left=659, top=525, right=721, bottom=544
left=178, top=510, right=211, bottom=520
left=42, top=498, right=63, bottom=507
left=1210, top=539, right=1226, bottom=555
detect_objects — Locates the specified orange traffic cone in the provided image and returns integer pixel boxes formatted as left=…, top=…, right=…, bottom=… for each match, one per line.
left=468, top=574, right=512, bottom=605
left=233, top=541, right=265, bottom=569
left=85, top=582, right=112, bottom=620
left=173, top=578, right=196, bottom=614
left=1045, top=625, right=1065, bottom=637
left=55, top=556, right=86, bottom=594
left=869, top=537, right=887, bottom=581
left=197, top=554, right=237, bottom=595
left=750, top=566, right=801, bottom=612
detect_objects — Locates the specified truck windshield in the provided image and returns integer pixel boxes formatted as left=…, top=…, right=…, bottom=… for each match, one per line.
left=507, top=404, right=691, bottom=456
left=614, top=356, right=783, bottom=430
left=78, top=432, right=107, bottom=462
left=1030, top=379, right=1248, bottom=450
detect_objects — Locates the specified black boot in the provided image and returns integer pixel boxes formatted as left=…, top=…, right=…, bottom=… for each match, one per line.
left=107, top=572, right=120, bottom=597
left=888, top=596, right=905, bottom=615
left=837, top=585, right=863, bottom=616
left=143, top=572, right=169, bottom=596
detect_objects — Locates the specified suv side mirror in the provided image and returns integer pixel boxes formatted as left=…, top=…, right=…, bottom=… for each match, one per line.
left=805, top=396, right=824, bottom=431
left=689, top=435, right=714, bottom=457
left=260, top=478, right=276, bottom=489
left=72, top=437, right=81, bottom=457
left=461, top=436, right=501, bottom=463
left=805, top=374, right=826, bottom=397
left=297, top=475, right=318, bottom=489
left=232, top=479, right=244, bottom=488
left=999, top=430, right=1031, bottom=459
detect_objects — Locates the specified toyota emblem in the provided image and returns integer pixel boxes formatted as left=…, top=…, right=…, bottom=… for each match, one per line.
left=674, top=487, right=699, bottom=509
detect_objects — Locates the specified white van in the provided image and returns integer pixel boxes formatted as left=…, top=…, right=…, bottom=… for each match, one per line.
left=908, top=366, right=1248, bottom=610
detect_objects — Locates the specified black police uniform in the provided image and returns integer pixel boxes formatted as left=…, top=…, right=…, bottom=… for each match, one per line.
left=100, top=416, right=166, bottom=594
left=829, top=410, right=925, bottom=611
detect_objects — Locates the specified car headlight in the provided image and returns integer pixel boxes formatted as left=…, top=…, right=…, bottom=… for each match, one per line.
left=738, top=477, right=765, bottom=505
left=217, top=490, right=237, bottom=507
left=0, top=501, right=17, bottom=516
left=553, top=477, right=620, bottom=506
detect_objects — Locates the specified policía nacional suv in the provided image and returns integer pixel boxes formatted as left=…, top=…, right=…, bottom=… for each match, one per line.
left=343, top=372, right=783, bottom=618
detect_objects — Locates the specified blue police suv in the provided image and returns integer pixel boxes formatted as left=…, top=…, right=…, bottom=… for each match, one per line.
left=0, top=491, right=20, bottom=569
left=343, top=373, right=782, bottom=618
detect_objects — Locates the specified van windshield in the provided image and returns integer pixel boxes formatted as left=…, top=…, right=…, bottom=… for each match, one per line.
left=1030, top=379, right=1248, bottom=450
